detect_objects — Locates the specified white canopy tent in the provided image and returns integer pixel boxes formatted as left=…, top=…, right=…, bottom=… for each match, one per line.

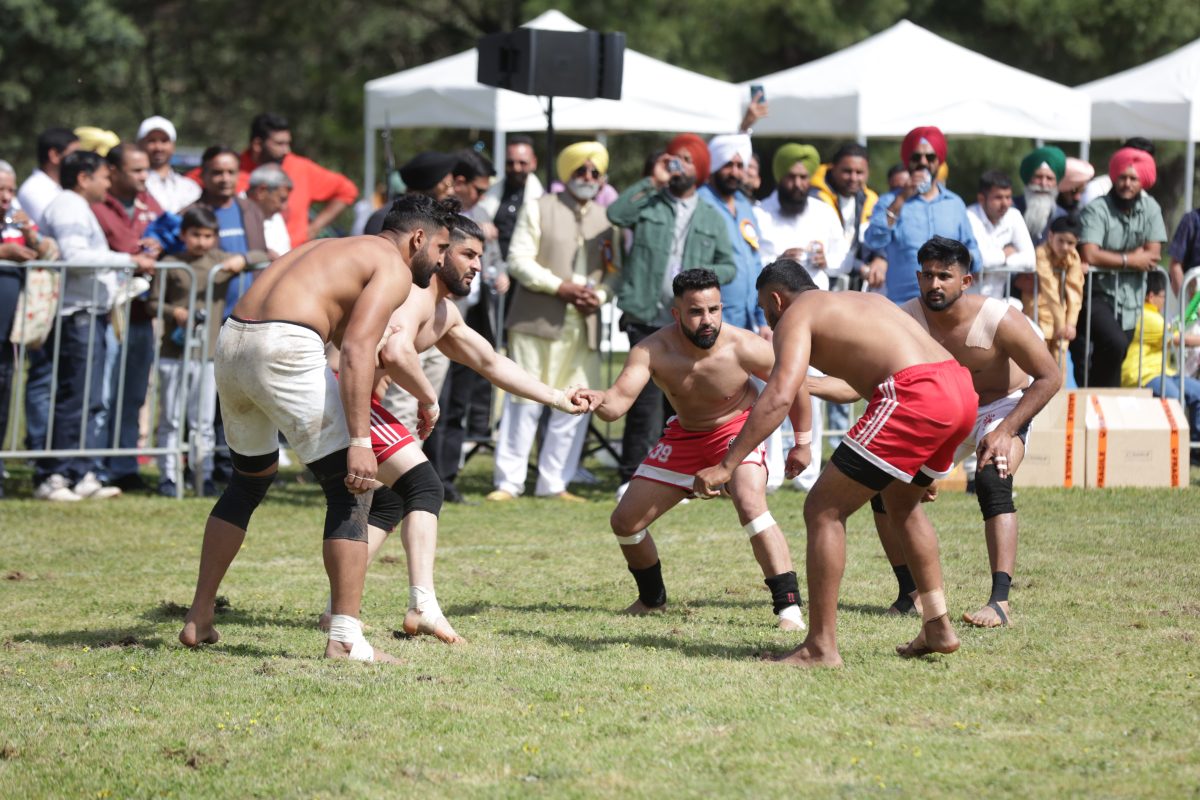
left=742, top=20, right=1090, bottom=144
left=1080, top=37, right=1200, bottom=211
left=361, top=9, right=743, bottom=196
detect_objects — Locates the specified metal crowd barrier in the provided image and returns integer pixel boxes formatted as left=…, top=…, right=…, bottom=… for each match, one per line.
left=1080, top=266, right=1170, bottom=390
left=1, top=260, right=199, bottom=498
left=975, top=263, right=1040, bottom=321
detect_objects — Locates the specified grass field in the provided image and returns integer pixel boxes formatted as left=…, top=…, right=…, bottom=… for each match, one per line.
left=1, top=456, right=1198, bottom=799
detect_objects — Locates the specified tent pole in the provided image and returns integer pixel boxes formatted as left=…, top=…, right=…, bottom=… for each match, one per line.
left=1080, top=140, right=1090, bottom=162
left=545, top=95, right=556, bottom=189
left=493, top=128, right=506, bottom=165
left=363, top=108, right=376, bottom=208
left=1185, top=108, right=1196, bottom=213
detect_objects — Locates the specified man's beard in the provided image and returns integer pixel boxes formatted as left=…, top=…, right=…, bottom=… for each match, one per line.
left=1022, top=188, right=1056, bottom=238
left=1110, top=188, right=1139, bottom=212
left=668, top=174, right=696, bottom=196
left=681, top=321, right=719, bottom=349
left=506, top=172, right=527, bottom=189
left=410, top=246, right=437, bottom=289
left=713, top=173, right=740, bottom=198
left=922, top=289, right=960, bottom=312
left=1056, top=191, right=1078, bottom=212
left=437, top=262, right=472, bottom=296
left=779, top=186, right=809, bottom=214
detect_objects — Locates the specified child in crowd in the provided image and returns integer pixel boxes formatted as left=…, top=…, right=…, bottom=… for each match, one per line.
left=148, top=206, right=269, bottom=496
left=1024, top=215, right=1084, bottom=366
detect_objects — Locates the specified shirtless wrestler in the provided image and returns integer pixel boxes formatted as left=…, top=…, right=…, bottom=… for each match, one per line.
left=321, top=216, right=594, bottom=643
left=853, top=236, right=1060, bottom=627
left=696, top=258, right=979, bottom=667
left=585, top=268, right=812, bottom=632
left=179, top=194, right=459, bottom=663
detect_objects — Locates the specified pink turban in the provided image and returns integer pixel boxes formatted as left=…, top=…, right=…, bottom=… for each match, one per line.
left=1059, top=157, right=1095, bottom=192
left=1108, top=147, right=1156, bottom=190
left=900, top=126, right=947, bottom=165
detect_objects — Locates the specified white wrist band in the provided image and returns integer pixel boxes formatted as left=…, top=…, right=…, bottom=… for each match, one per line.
left=349, top=437, right=372, bottom=449
left=794, top=430, right=812, bottom=446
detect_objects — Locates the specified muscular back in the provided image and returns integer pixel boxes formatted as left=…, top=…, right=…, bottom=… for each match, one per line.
left=233, top=235, right=413, bottom=346
left=643, top=324, right=770, bottom=430
left=786, top=291, right=954, bottom=397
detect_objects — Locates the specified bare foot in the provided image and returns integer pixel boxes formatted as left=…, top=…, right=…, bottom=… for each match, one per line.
left=179, top=616, right=219, bottom=648
left=325, top=638, right=402, bottom=664
left=962, top=600, right=1009, bottom=628
left=886, top=590, right=923, bottom=616
left=896, top=614, right=960, bottom=658
left=622, top=599, right=667, bottom=615
left=402, top=608, right=466, bottom=644
left=317, top=611, right=331, bottom=633
left=763, top=640, right=843, bottom=668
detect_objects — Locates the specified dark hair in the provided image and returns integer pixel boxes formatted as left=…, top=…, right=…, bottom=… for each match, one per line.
left=1049, top=215, right=1081, bottom=237
left=643, top=150, right=666, bottom=178
left=105, top=142, right=144, bottom=170
left=250, top=112, right=289, bottom=142
left=917, top=235, right=973, bottom=272
left=507, top=134, right=535, bottom=150
left=756, top=259, right=819, bottom=294
left=672, top=268, right=720, bottom=297
left=978, top=169, right=1013, bottom=194
left=201, top=145, right=239, bottom=169
left=450, top=214, right=485, bottom=243
left=60, top=150, right=105, bottom=190
left=1121, top=137, right=1155, bottom=157
left=382, top=194, right=461, bottom=234
left=1146, top=270, right=1167, bottom=295
left=453, top=149, right=495, bottom=181
left=181, top=205, right=220, bottom=233
left=886, top=163, right=908, bottom=182
left=37, top=127, right=79, bottom=166
left=831, top=143, right=869, bottom=165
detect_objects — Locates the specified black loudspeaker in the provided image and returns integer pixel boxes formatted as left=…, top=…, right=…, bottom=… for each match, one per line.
left=478, top=29, right=625, bottom=100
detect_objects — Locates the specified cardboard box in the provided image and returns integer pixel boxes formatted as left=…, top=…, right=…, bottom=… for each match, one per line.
left=1084, top=394, right=1188, bottom=488
left=1017, top=389, right=1152, bottom=489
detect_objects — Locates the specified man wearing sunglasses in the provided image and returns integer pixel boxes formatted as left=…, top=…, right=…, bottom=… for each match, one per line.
left=864, top=126, right=981, bottom=304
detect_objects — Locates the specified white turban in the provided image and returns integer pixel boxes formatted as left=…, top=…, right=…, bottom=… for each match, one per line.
left=707, top=134, right=752, bottom=172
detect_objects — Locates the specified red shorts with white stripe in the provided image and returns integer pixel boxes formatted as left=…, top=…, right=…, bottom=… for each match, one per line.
left=369, top=396, right=416, bottom=463
left=633, top=407, right=767, bottom=491
left=839, top=360, right=977, bottom=485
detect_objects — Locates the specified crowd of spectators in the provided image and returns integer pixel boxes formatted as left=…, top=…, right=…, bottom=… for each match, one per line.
left=3, top=104, right=1200, bottom=501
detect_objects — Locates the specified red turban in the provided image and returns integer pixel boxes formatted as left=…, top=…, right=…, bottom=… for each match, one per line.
left=668, top=133, right=710, bottom=184
left=1108, top=147, right=1157, bottom=190
left=900, top=126, right=947, bottom=165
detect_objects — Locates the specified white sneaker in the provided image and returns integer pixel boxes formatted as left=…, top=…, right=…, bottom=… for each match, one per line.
left=35, top=474, right=82, bottom=502
left=73, top=472, right=122, bottom=500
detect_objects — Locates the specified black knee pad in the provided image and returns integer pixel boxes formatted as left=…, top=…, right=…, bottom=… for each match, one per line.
left=308, top=449, right=369, bottom=542
left=975, top=463, right=1015, bottom=520
left=392, top=461, right=443, bottom=518
left=209, top=449, right=277, bottom=530
left=869, top=493, right=886, bottom=514
left=368, top=486, right=404, bottom=532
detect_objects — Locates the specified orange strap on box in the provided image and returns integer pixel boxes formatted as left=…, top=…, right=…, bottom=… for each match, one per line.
left=1161, top=398, right=1180, bottom=488
left=1063, top=393, right=1076, bottom=488
left=1090, top=395, right=1107, bottom=488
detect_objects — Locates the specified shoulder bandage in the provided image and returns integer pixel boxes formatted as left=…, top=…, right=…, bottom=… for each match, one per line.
left=777, top=604, right=806, bottom=629
left=615, top=528, right=648, bottom=546
left=966, top=297, right=1008, bottom=349
left=327, top=614, right=374, bottom=662
left=900, top=297, right=930, bottom=331
left=743, top=511, right=776, bottom=537
left=919, top=589, right=948, bottom=622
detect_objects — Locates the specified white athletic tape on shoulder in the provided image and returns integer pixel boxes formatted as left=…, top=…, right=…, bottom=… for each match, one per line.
left=328, top=614, right=374, bottom=662
left=777, top=604, right=806, bottom=629
left=920, top=589, right=948, bottom=622
left=614, top=528, right=648, bottom=546
left=743, top=511, right=776, bottom=537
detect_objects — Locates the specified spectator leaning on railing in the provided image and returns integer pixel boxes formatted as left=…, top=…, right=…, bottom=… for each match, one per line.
left=17, top=128, right=79, bottom=228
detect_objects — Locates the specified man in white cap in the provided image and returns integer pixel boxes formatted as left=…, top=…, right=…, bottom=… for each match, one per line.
left=138, top=115, right=201, bottom=213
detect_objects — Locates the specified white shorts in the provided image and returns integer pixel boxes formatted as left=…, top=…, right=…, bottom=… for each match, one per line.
left=952, top=388, right=1031, bottom=465
left=214, top=317, right=349, bottom=464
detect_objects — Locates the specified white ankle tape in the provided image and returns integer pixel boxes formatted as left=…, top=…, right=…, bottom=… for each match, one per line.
left=777, top=605, right=806, bottom=629
left=328, top=614, right=374, bottom=662
left=615, top=528, right=648, bottom=546
left=743, top=511, right=776, bottom=537
left=409, top=585, right=443, bottom=620
left=920, top=589, right=948, bottom=622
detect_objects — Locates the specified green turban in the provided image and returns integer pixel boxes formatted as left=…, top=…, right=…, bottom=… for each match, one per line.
left=773, top=143, right=820, bottom=182
left=1019, top=146, right=1067, bottom=185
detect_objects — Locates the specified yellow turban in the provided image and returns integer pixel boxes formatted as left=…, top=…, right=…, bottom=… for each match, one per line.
left=74, top=126, right=120, bottom=157
left=556, top=141, right=609, bottom=184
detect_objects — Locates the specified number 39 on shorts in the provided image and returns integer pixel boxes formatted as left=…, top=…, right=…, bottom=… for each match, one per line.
left=647, top=443, right=672, bottom=463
